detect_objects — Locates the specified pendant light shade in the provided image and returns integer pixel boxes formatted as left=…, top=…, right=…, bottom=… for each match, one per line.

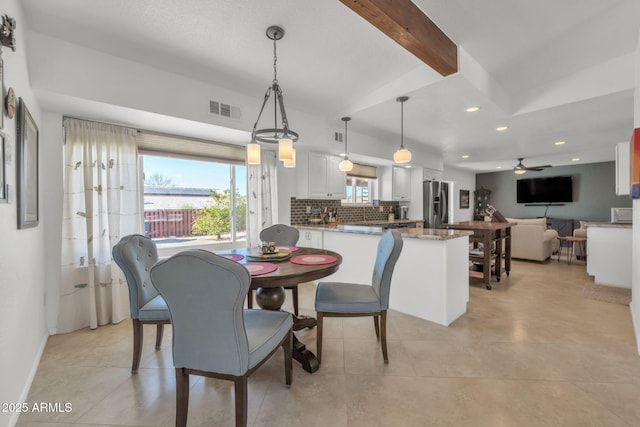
left=278, top=137, right=293, bottom=161
left=247, top=141, right=261, bottom=165
left=248, top=25, right=299, bottom=167
left=394, top=96, right=412, bottom=164
left=393, top=147, right=412, bottom=163
left=339, top=116, right=354, bottom=172
left=283, top=148, right=296, bottom=168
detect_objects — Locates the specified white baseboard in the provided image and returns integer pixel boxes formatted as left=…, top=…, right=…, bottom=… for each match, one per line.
left=8, top=332, right=49, bottom=427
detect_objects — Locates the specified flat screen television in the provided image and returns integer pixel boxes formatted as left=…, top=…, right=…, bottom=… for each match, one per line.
left=517, top=176, right=573, bottom=203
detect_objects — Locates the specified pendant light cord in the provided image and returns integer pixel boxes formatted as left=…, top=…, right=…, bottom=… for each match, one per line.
left=400, top=100, right=404, bottom=149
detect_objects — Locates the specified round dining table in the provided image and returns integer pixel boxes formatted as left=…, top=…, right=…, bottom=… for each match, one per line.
left=218, top=247, right=342, bottom=373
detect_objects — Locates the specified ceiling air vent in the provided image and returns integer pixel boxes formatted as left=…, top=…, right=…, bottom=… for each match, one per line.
left=334, top=131, right=343, bottom=143
left=209, top=100, right=241, bottom=120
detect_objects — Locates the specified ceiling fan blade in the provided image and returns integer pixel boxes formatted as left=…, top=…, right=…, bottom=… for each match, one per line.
left=525, top=164, right=552, bottom=171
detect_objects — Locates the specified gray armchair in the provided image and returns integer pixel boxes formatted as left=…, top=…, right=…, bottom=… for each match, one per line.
left=150, top=249, right=293, bottom=427
left=250, top=224, right=301, bottom=314
left=112, top=234, right=170, bottom=374
left=314, top=230, right=403, bottom=364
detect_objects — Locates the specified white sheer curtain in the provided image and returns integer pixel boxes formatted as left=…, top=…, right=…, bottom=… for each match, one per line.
left=247, top=150, right=278, bottom=248
left=59, top=118, right=141, bottom=333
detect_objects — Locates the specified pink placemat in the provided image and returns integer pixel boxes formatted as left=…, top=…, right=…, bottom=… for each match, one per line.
left=219, top=253, right=245, bottom=261
left=276, top=246, right=300, bottom=252
left=290, top=254, right=338, bottom=265
left=244, top=262, right=278, bottom=276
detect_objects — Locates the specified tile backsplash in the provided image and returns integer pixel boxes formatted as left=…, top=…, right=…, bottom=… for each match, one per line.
left=290, top=198, right=400, bottom=224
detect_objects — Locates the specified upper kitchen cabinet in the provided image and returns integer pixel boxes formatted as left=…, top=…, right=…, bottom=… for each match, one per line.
left=392, top=166, right=412, bottom=201
left=308, top=152, right=346, bottom=199
left=379, top=165, right=411, bottom=201
left=423, top=168, right=443, bottom=181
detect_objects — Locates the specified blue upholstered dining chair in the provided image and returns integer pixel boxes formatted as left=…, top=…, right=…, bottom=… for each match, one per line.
left=314, top=229, right=403, bottom=364
left=150, top=249, right=293, bottom=427
left=249, top=224, right=301, bottom=314
left=112, top=234, right=170, bottom=374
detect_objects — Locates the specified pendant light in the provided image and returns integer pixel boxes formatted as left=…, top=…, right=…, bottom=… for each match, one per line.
left=393, top=96, right=412, bottom=164
left=249, top=25, right=299, bottom=166
left=339, top=117, right=353, bottom=172
left=283, top=148, right=296, bottom=168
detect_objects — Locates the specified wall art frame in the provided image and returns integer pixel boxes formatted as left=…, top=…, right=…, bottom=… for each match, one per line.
left=459, top=189, right=470, bottom=209
left=17, top=97, right=38, bottom=228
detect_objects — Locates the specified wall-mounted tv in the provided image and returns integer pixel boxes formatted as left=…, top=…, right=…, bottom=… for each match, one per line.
left=517, top=176, right=573, bottom=203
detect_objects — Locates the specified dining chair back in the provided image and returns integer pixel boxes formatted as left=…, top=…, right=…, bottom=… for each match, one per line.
left=253, top=224, right=302, bottom=314
left=259, top=224, right=300, bottom=246
left=150, top=249, right=293, bottom=427
left=112, top=234, right=170, bottom=373
left=314, top=229, right=403, bottom=364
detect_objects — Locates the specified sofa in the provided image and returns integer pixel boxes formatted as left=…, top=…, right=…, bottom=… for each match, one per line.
left=506, top=217, right=560, bottom=262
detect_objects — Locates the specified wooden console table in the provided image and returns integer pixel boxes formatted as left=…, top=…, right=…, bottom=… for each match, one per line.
left=446, top=221, right=515, bottom=290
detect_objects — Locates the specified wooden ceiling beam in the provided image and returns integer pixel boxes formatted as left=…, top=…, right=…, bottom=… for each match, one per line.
left=339, top=0, right=458, bottom=76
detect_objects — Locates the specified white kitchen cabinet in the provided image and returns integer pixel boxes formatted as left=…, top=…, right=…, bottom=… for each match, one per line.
left=587, top=225, right=631, bottom=288
left=616, top=142, right=630, bottom=196
left=308, top=152, right=346, bottom=199
left=392, top=166, right=411, bottom=201
left=300, top=229, right=323, bottom=248
left=423, top=168, right=443, bottom=181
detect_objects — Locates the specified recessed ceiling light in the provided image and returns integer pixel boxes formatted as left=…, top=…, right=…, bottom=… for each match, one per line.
left=466, top=106, right=480, bottom=113
left=554, top=141, right=566, bottom=145
left=496, top=166, right=502, bottom=169
left=405, top=165, right=412, bottom=169
left=496, top=126, right=508, bottom=132
left=461, top=155, right=470, bottom=159
left=572, top=158, right=580, bottom=162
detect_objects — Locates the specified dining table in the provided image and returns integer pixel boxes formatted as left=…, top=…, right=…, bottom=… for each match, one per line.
left=217, top=246, right=342, bottom=373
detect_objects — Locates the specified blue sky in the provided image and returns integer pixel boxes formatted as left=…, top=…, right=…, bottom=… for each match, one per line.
left=143, top=155, right=246, bottom=195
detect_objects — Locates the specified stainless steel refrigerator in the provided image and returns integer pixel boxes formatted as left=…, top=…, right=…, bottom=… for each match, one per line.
left=423, top=180, right=454, bottom=228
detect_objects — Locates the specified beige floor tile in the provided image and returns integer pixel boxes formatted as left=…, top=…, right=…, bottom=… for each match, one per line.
left=18, top=258, right=640, bottom=426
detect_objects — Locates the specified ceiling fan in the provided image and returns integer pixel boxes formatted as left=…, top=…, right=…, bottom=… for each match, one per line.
left=513, top=158, right=552, bottom=174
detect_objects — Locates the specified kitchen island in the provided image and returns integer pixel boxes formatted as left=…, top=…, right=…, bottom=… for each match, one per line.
left=294, top=224, right=472, bottom=326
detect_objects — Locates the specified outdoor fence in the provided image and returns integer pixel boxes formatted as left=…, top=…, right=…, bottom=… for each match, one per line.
left=144, top=209, right=199, bottom=238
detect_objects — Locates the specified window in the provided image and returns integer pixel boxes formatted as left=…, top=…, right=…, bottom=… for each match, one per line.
left=142, top=154, right=246, bottom=256
left=343, top=176, right=373, bottom=204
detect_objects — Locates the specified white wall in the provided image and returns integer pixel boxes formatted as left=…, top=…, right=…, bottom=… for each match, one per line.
left=0, top=2, right=48, bottom=426
left=442, top=166, right=476, bottom=223
left=631, top=29, right=640, bottom=354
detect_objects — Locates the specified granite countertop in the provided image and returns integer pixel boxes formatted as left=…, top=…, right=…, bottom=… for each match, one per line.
left=584, top=222, right=632, bottom=228
left=293, top=224, right=472, bottom=241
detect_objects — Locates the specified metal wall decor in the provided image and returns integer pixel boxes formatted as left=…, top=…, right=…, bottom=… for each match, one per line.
left=0, top=14, right=16, bottom=52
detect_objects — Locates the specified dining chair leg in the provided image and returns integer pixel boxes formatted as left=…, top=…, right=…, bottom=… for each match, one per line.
left=132, top=319, right=143, bottom=374
left=247, top=290, right=253, bottom=309
left=155, top=324, right=164, bottom=350
left=234, top=376, right=248, bottom=427
left=291, top=287, right=299, bottom=316
left=175, top=368, right=189, bottom=427
left=316, top=312, right=324, bottom=363
left=282, top=329, right=293, bottom=386
left=380, top=310, right=389, bottom=364
left=373, top=315, right=380, bottom=339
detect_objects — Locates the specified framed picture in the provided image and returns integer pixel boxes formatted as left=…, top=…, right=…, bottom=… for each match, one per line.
left=17, top=98, right=38, bottom=228
left=630, top=128, right=640, bottom=198
left=459, top=189, right=470, bottom=209
left=0, top=134, right=6, bottom=203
